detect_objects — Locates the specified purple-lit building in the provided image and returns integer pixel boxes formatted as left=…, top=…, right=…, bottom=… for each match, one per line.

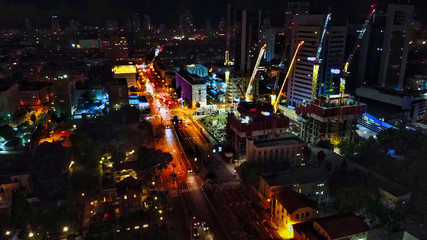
left=175, top=71, right=206, bottom=108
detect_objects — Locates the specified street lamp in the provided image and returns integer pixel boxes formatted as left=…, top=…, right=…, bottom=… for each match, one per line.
left=28, top=232, right=34, bottom=238
left=63, top=226, right=69, bottom=232
left=5, top=231, right=10, bottom=236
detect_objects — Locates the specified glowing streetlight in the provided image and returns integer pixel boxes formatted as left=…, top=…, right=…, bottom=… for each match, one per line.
left=63, top=226, right=69, bottom=232
left=5, top=231, right=10, bottom=236
left=28, top=232, right=34, bottom=238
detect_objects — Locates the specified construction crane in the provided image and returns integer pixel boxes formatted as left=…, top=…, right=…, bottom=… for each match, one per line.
left=273, top=41, right=305, bottom=113
left=340, top=4, right=376, bottom=97
left=245, top=44, right=267, bottom=101
left=333, top=4, right=376, bottom=144
left=311, top=12, right=332, bottom=100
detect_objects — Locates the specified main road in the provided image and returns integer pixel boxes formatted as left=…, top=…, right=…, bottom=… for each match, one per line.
left=140, top=66, right=282, bottom=240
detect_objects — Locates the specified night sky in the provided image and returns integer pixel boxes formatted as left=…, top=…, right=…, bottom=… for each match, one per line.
left=0, top=0, right=426, bottom=28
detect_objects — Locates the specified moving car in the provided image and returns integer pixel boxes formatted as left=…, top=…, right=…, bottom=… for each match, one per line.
left=192, top=216, right=199, bottom=226
left=202, top=222, right=209, bottom=231
left=192, top=227, right=200, bottom=238
left=188, top=168, right=193, bottom=174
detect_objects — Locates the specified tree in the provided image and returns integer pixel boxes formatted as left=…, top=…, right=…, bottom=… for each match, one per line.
left=316, top=139, right=333, bottom=150
left=137, top=147, right=173, bottom=171
left=81, top=90, right=97, bottom=103
left=327, top=168, right=378, bottom=213
left=183, top=99, right=191, bottom=108
left=0, top=124, right=15, bottom=140
left=338, top=141, right=357, bottom=159
left=317, top=150, right=326, bottom=163
left=9, top=191, right=33, bottom=228
left=236, top=161, right=264, bottom=186
left=129, top=86, right=137, bottom=92
left=30, top=113, right=37, bottom=124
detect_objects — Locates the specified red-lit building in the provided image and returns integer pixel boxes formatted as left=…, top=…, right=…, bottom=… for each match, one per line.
left=295, top=94, right=366, bottom=144
left=228, top=101, right=290, bottom=160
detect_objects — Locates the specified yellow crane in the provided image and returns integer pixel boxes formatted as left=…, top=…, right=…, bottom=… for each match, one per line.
left=273, top=41, right=305, bottom=113
left=245, top=44, right=267, bottom=101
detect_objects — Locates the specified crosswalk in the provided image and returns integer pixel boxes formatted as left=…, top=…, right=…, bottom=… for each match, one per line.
left=178, top=181, right=241, bottom=193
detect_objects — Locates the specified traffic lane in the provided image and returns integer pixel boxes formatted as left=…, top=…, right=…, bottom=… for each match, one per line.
left=178, top=175, right=224, bottom=240
left=228, top=186, right=279, bottom=239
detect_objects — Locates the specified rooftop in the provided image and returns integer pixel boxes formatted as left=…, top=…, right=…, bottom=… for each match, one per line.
left=261, top=167, right=327, bottom=187
left=315, top=213, right=370, bottom=239
left=252, top=135, right=305, bottom=148
left=116, top=177, right=142, bottom=196
left=276, top=188, right=317, bottom=214
left=112, top=65, right=137, bottom=74
left=293, top=221, right=325, bottom=240
left=176, top=70, right=204, bottom=85
left=0, top=80, right=16, bottom=92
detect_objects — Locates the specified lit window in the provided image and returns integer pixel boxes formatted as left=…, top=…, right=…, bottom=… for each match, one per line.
left=124, top=195, right=127, bottom=200
left=133, top=194, right=137, bottom=198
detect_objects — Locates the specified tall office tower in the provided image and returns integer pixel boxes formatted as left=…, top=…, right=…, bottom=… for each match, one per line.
left=143, top=15, right=151, bottom=30
left=259, top=18, right=275, bottom=62
left=286, top=15, right=324, bottom=106
left=351, top=4, right=414, bottom=91
left=283, top=2, right=310, bottom=65
left=378, top=4, right=414, bottom=90
left=51, top=15, right=60, bottom=32
left=179, top=10, right=194, bottom=36
left=205, top=19, right=211, bottom=34
left=133, top=14, right=140, bottom=31
left=25, top=19, right=32, bottom=32
left=240, top=10, right=247, bottom=74
left=106, top=20, right=119, bottom=31
left=319, top=26, right=347, bottom=95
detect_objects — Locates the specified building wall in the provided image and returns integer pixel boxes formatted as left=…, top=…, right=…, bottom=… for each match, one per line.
left=119, top=190, right=142, bottom=213
left=287, top=15, right=324, bottom=106
left=320, top=26, right=347, bottom=95
left=246, top=137, right=306, bottom=165
left=0, top=174, right=32, bottom=209
left=175, top=72, right=207, bottom=108
left=54, top=76, right=76, bottom=116
left=313, top=221, right=368, bottom=240
left=378, top=4, right=414, bottom=90
left=0, top=83, right=20, bottom=119
left=109, top=82, right=129, bottom=109
left=273, top=199, right=318, bottom=233
left=19, top=87, right=50, bottom=106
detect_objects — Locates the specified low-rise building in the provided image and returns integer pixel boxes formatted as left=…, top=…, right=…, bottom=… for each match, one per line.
left=19, top=82, right=51, bottom=106
left=117, top=177, right=143, bottom=213
left=112, top=65, right=137, bottom=88
left=259, top=167, right=328, bottom=206
left=0, top=174, right=33, bottom=209
left=293, top=213, right=370, bottom=240
left=228, top=101, right=290, bottom=159
left=0, top=81, right=20, bottom=120
left=272, top=188, right=318, bottom=238
left=246, top=135, right=307, bottom=166
left=109, top=78, right=129, bottom=110
left=175, top=71, right=207, bottom=108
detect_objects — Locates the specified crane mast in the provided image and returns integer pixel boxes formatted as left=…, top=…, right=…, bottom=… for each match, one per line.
left=333, top=4, right=376, bottom=144
left=311, top=13, right=332, bottom=100
left=274, top=41, right=305, bottom=113
left=245, top=44, right=267, bottom=101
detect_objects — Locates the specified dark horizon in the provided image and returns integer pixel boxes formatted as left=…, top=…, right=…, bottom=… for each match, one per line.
left=0, top=0, right=425, bottom=29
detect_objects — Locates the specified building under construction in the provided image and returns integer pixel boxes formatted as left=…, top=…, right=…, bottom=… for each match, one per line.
left=295, top=94, right=366, bottom=144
